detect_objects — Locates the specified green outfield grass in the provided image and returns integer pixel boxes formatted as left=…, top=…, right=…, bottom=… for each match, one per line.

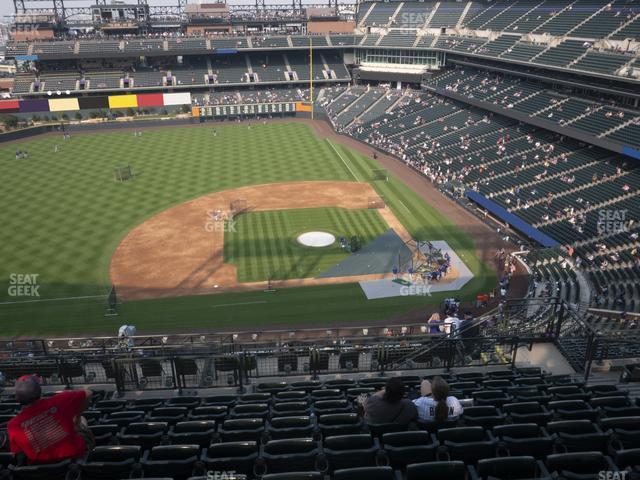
left=225, top=207, right=388, bottom=282
left=0, top=122, right=497, bottom=336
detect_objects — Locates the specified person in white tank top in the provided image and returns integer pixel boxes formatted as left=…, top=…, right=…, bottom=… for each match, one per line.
left=413, top=376, right=463, bottom=422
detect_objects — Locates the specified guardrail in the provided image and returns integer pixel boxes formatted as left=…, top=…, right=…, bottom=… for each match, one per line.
left=1, top=297, right=637, bottom=392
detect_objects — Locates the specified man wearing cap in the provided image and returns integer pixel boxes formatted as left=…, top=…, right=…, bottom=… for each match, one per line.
left=8, top=375, right=93, bottom=464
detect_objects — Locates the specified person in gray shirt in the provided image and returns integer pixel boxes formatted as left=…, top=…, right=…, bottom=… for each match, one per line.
left=364, top=377, right=417, bottom=425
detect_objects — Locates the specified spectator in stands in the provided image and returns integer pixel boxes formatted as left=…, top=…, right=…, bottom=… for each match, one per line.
left=8, top=375, right=93, bottom=464
left=413, top=376, right=463, bottom=423
left=459, top=310, right=479, bottom=338
left=363, top=377, right=417, bottom=425
left=427, top=313, right=441, bottom=334
left=443, top=311, right=461, bottom=335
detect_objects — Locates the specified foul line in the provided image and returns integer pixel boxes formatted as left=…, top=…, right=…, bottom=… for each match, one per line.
left=212, top=300, right=268, bottom=308
left=397, top=199, right=412, bottom=214
left=326, top=139, right=360, bottom=182
left=0, top=294, right=107, bottom=306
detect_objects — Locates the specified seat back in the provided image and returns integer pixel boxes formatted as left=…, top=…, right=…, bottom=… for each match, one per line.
left=262, top=438, right=320, bottom=473
left=614, top=448, right=640, bottom=469
left=367, top=422, right=408, bottom=438
left=10, top=459, right=71, bottom=480
left=406, top=460, right=466, bottom=480
left=190, top=405, right=228, bottom=420
left=333, top=466, right=395, bottom=480
left=476, top=456, right=538, bottom=479
left=87, top=445, right=142, bottom=462
left=220, top=418, right=264, bottom=442
left=382, top=431, right=436, bottom=467
left=149, top=444, right=200, bottom=461
left=494, top=423, right=543, bottom=439
left=546, top=452, right=609, bottom=475
left=323, top=434, right=378, bottom=472
left=144, top=445, right=200, bottom=479
left=262, top=473, right=322, bottom=480
left=319, top=413, right=362, bottom=436
left=204, top=441, right=259, bottom=477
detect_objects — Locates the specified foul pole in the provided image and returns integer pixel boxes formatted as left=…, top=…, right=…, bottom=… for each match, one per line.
left=309, top=36, right=314, bottom=120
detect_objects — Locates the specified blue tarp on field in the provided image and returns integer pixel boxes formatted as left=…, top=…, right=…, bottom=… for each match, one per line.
left=465, top=190, right=560, bottom=248
left=317, top=229, right=411, bottom=278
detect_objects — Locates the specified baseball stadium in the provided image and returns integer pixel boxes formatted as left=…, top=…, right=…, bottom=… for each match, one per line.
left=0, top=0, right=638, bottom=478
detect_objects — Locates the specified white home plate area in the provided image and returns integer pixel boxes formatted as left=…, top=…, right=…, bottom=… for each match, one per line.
left=297, top=231, right=336, bottom=248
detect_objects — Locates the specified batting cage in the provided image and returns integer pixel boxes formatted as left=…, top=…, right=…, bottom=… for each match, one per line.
left=398, top=240, right=446, bottom=277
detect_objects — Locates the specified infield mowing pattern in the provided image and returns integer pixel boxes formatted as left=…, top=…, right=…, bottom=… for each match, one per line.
left=0, top=123, right=352, bottom=302
left=0, top=122, right=497, bottom=336
left=224, top=207, right=388, bottom=282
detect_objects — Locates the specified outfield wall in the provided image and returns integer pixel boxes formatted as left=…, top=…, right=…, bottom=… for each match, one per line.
left=0, top=117, right=197, bottom=143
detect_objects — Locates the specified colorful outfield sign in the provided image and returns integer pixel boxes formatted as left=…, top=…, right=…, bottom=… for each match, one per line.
left=3, top=92, right=192, bottom=114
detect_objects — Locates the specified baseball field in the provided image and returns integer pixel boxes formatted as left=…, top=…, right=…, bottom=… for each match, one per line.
left=0, top=121, right=498, bottom=336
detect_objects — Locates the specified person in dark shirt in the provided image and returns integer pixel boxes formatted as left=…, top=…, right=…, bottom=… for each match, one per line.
left=364, top=377, right=417, bottom=425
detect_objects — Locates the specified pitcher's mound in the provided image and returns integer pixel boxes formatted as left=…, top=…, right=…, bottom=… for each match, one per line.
left=297, top=231, right=336, bottom=248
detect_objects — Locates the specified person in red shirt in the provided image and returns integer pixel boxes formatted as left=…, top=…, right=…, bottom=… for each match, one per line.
left=8, top=375, right=93, bottom=464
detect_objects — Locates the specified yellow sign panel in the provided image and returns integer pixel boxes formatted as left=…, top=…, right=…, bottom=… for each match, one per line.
left=108, top=95, right=138, bottom=109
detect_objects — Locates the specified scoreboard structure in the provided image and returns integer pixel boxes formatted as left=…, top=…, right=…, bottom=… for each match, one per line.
left=198, top=102, right=297, bottom=118
left=192, top=101, right=315, bottom=119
